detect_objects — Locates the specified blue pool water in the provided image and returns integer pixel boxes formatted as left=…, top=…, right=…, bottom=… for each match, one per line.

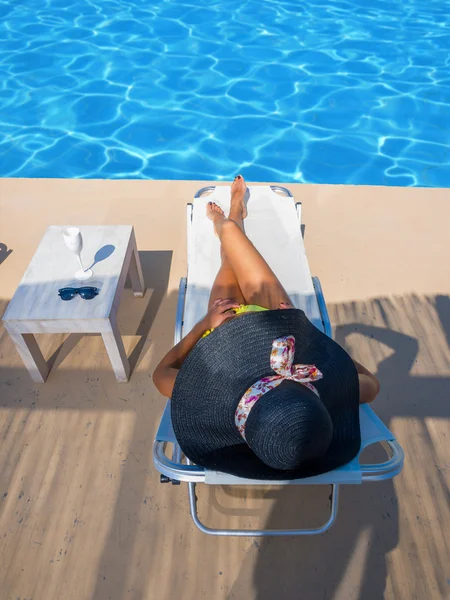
left=0, top=0, right=449, bottom=185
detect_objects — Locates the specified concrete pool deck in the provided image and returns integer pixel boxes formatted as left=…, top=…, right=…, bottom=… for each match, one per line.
left=0, top=178, right=449, bottom=600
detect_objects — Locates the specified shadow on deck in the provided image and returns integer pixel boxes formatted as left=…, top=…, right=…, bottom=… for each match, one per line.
left=0, top=290, right=449, bottom=600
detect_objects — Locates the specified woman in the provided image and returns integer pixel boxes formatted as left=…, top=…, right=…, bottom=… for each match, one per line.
left=153, top=175, right=380, bottom=479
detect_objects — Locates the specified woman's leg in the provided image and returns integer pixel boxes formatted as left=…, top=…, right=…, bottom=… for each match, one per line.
left=353, top=360, right=380, bottom=404
left=207, top=200, right=245, bottom=310
left=207, top=176, right=293, bottom=310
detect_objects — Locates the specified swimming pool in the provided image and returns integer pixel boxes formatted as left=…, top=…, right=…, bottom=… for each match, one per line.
left=0, top=0, right=449, bottom=185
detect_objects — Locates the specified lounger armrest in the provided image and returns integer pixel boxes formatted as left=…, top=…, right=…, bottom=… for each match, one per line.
left=360, top=439, right=404, bottom=482
left=175, top=277, right=187, bottom=344
left=312, top=276, right=333, bottom=337
left=357, top=403, right=404, bottom=481
left=153, top=400, right=206, bottom=481
left=152, top=440, right=206, bottom=482
left=155, top=400, right=176, bottom=443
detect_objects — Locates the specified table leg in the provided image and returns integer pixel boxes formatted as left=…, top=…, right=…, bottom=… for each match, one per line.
left=128, top=244, right=145, bottom=298
left=5, top=327, right=49, bottom=383
left=102, top=318, right=130, bottom=383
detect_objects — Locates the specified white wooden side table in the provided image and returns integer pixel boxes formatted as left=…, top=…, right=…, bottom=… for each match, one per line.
left=2, top=225, right=145, bottom=383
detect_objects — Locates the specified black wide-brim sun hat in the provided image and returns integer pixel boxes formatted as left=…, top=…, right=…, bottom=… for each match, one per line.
left=171, top=309, right=361, bottom=480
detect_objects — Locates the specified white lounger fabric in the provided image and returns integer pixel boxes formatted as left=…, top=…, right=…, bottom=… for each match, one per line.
left=183, top=185, right=322, bottom=335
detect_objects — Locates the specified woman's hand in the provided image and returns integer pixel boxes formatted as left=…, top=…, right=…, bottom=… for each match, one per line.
left=203, top=298, right=240, bottom=329
left=153, top=297, right=238, bottom=397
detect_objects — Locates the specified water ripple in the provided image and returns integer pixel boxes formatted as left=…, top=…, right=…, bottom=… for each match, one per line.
left=0, top=0, right=449, bottom=185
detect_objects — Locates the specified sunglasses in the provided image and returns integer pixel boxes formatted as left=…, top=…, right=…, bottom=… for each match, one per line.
left=58, top=286, right=99, bottom=301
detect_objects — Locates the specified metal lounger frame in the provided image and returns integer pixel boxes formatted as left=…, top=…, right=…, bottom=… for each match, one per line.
left=153, top=186, right=404, bottom=536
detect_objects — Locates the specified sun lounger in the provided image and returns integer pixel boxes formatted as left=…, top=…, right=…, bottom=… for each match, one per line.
left=153, top=185, right=404, bottom=536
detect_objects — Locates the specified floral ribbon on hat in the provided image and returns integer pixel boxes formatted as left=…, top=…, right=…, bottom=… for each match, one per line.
left=235, top=335, right=323, bottom=440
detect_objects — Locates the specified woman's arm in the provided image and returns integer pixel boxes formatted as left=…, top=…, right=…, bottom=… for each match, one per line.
left=152, top=298, right=239, bottom=398
left=152, top=319, right=209, bottom=397
left=353, top=359, right=380, bottom=404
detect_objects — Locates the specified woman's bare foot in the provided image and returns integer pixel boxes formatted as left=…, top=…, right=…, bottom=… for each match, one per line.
left=230, top=174, right=248, bottom=219
left=206, top=201, right=225, bottom=236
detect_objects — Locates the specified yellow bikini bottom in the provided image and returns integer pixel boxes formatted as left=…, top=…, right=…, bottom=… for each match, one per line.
left=202, top=304, right=268, bottom=338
